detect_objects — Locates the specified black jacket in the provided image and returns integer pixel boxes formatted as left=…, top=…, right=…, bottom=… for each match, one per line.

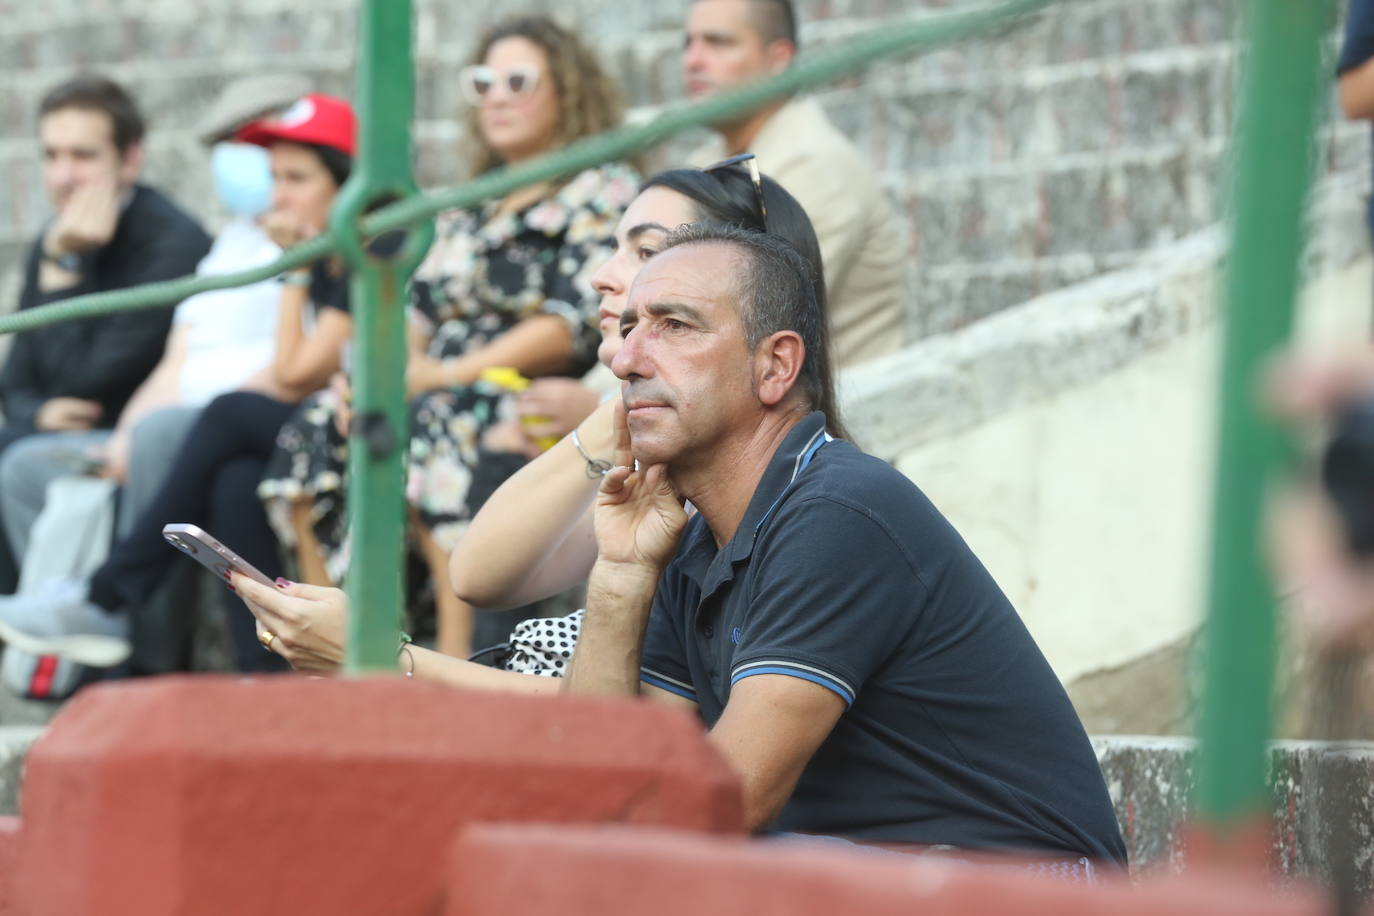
left=0, top=183, right=211, bottom=431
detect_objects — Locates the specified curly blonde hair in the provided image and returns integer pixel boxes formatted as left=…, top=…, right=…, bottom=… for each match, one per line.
left=464, top=16, right=628, bottom=177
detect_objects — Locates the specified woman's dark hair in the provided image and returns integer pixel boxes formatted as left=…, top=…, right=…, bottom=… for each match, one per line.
left=303, top=142, right=352, bottom=188
left=641, top=167, right=848, bottom=440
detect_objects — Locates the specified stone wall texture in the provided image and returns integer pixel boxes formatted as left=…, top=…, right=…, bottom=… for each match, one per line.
left=0, top=0, right=1364, bottom=341
left=1094, top=737, right=1374, bottom=895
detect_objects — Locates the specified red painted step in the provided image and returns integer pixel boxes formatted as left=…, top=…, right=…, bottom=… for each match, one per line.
left=15, top=676, right=742, bottom=915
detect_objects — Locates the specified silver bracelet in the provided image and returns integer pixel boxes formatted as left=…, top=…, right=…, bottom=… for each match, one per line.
left=571, top=427, right=612, bottom=479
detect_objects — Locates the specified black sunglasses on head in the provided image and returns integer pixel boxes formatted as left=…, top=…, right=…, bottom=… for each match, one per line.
left=702, top=152, right=769, bottom=232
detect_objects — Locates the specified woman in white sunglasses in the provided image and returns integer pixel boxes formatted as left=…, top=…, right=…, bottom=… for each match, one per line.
left=257, top=16, right=639, bottom=658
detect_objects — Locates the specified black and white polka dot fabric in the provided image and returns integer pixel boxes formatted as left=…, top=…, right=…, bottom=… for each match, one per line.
left=503, top=609, right=583, bottom=677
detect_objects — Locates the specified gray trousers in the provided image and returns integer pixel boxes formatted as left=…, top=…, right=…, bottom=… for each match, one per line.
left=0, top=406, right=201, bottom=565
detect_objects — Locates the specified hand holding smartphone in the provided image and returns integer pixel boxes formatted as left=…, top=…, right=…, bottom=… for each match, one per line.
left=162, top=523, right=275, bottom=591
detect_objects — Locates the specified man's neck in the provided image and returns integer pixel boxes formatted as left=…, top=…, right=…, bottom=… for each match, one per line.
left=716, top=99, right=787, bottom=156
left=671, top=408, right=806, bottom=549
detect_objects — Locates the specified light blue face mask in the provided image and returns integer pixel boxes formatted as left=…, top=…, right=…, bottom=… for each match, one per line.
left=210, top=142, right=273, bottom=216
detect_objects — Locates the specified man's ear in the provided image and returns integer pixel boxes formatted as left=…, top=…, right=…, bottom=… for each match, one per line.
left=117, top=141, right=144, bottom=188
left=764, top=39, right=796, bottom=77
left=754, top=330, right=805, bottom=407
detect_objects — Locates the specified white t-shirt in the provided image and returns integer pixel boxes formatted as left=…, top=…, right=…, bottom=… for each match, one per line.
left=173, top=218, right=282, bottom=407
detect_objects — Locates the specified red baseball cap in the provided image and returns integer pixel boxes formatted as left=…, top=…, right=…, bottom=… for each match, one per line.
left=235, top=93, right=356, bottom=157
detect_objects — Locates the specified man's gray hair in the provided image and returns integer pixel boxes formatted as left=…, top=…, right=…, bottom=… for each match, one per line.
left=661, top=222, right=825, bottom=412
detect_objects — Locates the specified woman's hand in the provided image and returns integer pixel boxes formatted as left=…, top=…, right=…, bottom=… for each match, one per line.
left=261, top=209, right=321, bottom=251
left=93, top=433, right=130, bottom=484
left=231, top=574, right=349, bottom=674
left=517, top=378, right=601, bottom=443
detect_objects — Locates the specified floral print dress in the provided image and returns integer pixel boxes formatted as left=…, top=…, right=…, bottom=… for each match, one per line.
left=258, top=163, right=639, bottom=581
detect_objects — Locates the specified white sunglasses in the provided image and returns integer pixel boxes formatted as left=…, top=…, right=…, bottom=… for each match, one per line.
left=459, top=64, right=541, bottom=105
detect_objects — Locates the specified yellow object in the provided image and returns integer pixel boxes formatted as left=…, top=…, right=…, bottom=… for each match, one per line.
left=479, top=367, right=559, bottom=452
left=479, top=366, right=531, bottom=392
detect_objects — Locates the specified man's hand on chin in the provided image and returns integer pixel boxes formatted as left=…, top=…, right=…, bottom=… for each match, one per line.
left=39, top=177, right=121, bottom=291
left=592, top=399, right=687, bottom=573
left=567, top=401, right=688, bottom=698
left=46, top=177, right=120, bottom=257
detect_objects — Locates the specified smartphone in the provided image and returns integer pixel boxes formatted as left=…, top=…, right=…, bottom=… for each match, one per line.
left=162, top=523, right=276, bottom=590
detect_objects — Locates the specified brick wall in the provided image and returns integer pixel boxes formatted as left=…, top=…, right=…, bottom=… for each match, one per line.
left=0, top=0, right=1363, bottom=342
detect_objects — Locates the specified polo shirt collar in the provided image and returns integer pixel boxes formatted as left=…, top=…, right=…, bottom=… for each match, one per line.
left=676, top=412, right=832, bottom=597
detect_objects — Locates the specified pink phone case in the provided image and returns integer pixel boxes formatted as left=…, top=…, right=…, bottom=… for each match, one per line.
left=162, top=523, right=276, bottom=590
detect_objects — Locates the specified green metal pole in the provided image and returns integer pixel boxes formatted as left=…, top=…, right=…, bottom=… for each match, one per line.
left=331, top=0, right=434, bottom=673
left=1196, top=0, right=1335, bottom=823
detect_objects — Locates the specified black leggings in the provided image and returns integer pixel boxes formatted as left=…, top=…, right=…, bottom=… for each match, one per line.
left=89, top=392, right=294, bottom=673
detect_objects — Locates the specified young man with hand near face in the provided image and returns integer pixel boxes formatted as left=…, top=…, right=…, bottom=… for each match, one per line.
left=0, top=75, right=211, bottom=593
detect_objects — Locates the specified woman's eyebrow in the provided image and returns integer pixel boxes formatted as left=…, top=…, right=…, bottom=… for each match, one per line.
left=625, top=222, right=672, bottom=243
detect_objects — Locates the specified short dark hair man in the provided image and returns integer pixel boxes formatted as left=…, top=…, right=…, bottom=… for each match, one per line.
left=683, top=0, right=907, bottom=368
left=0, top=75, right=211, bottom=592
left=566, top=224, right=1126, bottom=867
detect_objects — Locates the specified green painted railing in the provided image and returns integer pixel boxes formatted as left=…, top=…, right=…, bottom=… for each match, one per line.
left=1195, top=0, right=1336, bottom=827
left=0, top=0, right=1345, bottom=862
left=330, top=1, right=434, bottom=672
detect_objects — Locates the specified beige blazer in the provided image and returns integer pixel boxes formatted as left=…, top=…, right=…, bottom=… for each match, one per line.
left=691, top=96, right=908, bottom=367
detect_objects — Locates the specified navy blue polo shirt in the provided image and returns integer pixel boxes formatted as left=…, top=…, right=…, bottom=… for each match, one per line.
left=1341, top=0, right=1374, bottom=236
left=640, top=413, right=1127, bottom=863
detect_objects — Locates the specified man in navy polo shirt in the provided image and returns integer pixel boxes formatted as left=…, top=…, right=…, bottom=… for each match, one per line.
left=566, top=223, right=1126, bottom=867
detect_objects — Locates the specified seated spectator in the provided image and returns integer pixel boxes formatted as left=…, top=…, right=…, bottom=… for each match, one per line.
left=560, top=223, right=1125, bottom=863
left=0, top=73, right=311, bottom=579
left=0, top=95, right=358, bottom=672
left=235, top=163, right=828, bottom=681
left=683, top=0, right=908, bottom=367
left=0, top=75, right=211, bottom=594
left=257, top=15, right=639, bottom=658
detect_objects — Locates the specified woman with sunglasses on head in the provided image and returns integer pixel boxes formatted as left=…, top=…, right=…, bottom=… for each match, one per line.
left=257, top=16, right=639, bottom=659
left=234, top=162, right=844, bottom=686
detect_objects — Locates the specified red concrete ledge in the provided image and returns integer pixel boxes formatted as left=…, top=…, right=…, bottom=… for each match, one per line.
left=445, top=824, right=1332, bottom=916
left=0, top=817, right=19, bottom=915
left=16, top=676, right=742, bottom=916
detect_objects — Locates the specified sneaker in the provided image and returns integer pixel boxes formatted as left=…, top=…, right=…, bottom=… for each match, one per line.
left=0, top=577, right=130, bottom=668
left=1, top=645, right=85, bottom=700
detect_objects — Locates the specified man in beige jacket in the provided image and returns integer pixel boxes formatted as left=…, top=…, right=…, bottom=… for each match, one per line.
left=684, top=0, right=908, bottom=367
